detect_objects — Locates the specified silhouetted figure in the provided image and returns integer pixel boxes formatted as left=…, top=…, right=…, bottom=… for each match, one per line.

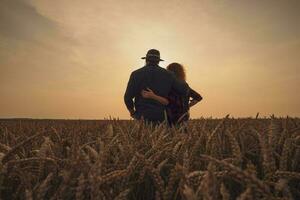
left=124, top=49, right=189, bottom=124
left=142, top=63, right=203, bottom=126
left=166, top=63, right=202, bottom=125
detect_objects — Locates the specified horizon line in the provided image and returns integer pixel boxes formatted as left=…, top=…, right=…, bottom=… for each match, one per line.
left=0, top=115, right=299, bottom=120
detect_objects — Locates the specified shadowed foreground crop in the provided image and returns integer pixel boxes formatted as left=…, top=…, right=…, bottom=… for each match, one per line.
left=0, top=117, right=300, bottom=199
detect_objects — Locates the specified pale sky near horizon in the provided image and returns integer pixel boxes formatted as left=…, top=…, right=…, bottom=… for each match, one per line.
left=0, top=0, right=300, bottom=119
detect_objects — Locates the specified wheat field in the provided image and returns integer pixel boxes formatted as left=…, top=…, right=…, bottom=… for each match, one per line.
left=0, top=116, right=299, bottom=200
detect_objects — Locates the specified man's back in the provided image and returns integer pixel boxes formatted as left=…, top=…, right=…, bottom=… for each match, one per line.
left=124, top=64, right=188, bottom=122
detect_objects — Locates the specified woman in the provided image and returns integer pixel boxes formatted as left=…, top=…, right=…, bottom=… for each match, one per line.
left=141, top=63, right=202, bottom=125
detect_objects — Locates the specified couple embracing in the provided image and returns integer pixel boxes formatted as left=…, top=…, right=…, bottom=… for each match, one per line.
left=124, top=49, right=202, bottom=126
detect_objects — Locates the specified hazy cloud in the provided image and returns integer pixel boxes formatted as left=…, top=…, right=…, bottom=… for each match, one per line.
left=0, top=0, right=61, bottom=44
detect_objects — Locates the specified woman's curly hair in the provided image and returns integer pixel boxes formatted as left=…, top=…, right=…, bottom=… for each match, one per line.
left=166, top=63, right=186, bottom=81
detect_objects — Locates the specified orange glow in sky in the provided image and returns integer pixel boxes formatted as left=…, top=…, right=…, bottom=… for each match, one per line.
left=1, top=0, right=300, bottom=119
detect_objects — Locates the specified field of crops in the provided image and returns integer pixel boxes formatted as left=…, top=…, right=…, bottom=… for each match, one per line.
left=0, top=117, right=299, bottom=200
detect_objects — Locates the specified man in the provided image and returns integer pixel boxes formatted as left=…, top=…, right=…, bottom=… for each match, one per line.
left=124, top=49, right=189, bottom=123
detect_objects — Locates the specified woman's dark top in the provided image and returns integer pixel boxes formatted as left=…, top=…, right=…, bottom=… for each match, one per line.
left=167, top=86, right=202, bottom=125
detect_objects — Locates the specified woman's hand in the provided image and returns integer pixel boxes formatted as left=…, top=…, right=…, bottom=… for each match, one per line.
left=189, top=99, right=199, bottom=107
left=141, top=88, right=155, bottom=99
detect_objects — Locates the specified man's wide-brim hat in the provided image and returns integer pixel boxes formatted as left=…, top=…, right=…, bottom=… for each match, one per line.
left=141, top=49, right=164, bottom=61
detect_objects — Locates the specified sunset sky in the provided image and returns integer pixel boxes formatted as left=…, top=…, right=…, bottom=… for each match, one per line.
left=1, top=0, right=300, bottom=119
